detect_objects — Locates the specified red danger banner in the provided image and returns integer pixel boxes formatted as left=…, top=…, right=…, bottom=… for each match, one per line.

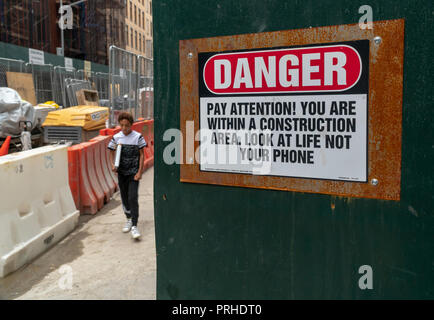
left=203, top=44, right=362, bottom=94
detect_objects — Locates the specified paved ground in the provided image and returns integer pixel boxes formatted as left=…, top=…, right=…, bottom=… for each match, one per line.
left=0, top=167, right=156, bottom=300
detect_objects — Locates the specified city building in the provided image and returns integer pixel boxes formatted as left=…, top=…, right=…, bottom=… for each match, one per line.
left=0, top=0, right=55, bottom=53
left=0, top=0, right=127, bottom=65
left=124, top=0, right=153, bottom=58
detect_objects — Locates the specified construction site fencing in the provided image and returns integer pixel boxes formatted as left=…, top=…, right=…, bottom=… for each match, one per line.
left=109, top=45, right=140, bottom=126
left=25, top=63, right=54, bottom=104
left=0, top=57, right=111, bottom=108
left=64, top=79, right=93, bottom=107
left=0, top=58, right=26, bottom=88
left=138, top=55, right=154, bottom=120
left=0, top=53, right=146, bottom=115
left=76, top=69, right=93, bottom=81
left=53, top=66, right=77, bottom=108
left=108, top=46, right=154, bottom=126
left=94, top=72, right=110, bottom=100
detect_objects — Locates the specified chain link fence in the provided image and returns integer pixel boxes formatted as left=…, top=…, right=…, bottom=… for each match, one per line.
left=64, top=78, right=93, bottom=107
left=0, top=57, right=110, bottom=108
left=0, top=58, right=26, bottom=87
left=138, top=55, right=154, bottom=120
left=25, top=63, right=54, bottom=103
left=94, top=72, right=110, bottom=100
left=109, top=46, right=139, bottom=125
left=108, top=46, right=154, bottom=126
left=53, top=66, right=77, bottom=107
left=1, top=49, right=153, bottom=118
left=76, top=69, right=94, bottom=82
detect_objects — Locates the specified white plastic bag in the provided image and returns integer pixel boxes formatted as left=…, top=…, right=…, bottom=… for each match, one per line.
left=0, top=87, right=36, bottom=137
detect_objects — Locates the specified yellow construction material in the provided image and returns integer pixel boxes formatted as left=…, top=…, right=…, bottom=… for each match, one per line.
left=42, top=105, right=109, bottom=131
left=38, top=101, right=60, bottom=109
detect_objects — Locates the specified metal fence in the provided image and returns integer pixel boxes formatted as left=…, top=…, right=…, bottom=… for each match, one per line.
left=51, top=67, right=110, bottom=108
left=64, top=78, right=93, bottom=107
left=94, top=72, right=110, bottom=100
left=76, top=69, right=93, bottom=81
left=109, top=46, right=139, bottom=125
left=25, top=63, right=54, bottom=103
left=109, top=45, right=154, bottom=126
left=0, top=58, right=55, bottom=105
left=0, top=50, right=153, bottom=117
left=0, top=58, right=26, bottom=87
left=53, top=66, right=76, bottom=107
left=138, top=55, right=154, bottom=120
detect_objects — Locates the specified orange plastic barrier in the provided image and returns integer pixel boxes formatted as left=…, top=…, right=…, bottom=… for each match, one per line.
left=68, top=119, right=154, bottom=214
left=68, top=135, right=121, bottom=215
left=68, top=144, right=98, bottom=214
left=143, top=120, right=154, bottom=156
left=132, top=121, right=145, bottom=134
left=103, top=142, right=118, bottom=190
left=105, top=127, right=121, bottom=136
left=144, top=144, right=153, bottom=168
left=91, top=135, right=117, bottom=196
left=0, top=136, right=11, bottom=156
left=93, top=140, right=112, bottom=202
left=135, top=120, right=154, bottom=170
left=143, top=120, right=154, bottom=169
left=80, top=142, right=105, bottom=210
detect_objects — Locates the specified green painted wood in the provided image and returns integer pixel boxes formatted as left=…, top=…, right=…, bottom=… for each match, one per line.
left=154, top=0, right=434, bottom=299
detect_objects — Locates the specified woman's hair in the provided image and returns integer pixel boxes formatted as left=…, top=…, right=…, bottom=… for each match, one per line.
left=118, top=112, right=134, bottom=125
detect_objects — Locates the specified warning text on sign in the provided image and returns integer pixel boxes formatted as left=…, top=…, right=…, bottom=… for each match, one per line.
left=199, top=94, right=367, bottom=181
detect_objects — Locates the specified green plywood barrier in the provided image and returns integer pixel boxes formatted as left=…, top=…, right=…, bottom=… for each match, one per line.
left=154, top=0, right=434, bottom=299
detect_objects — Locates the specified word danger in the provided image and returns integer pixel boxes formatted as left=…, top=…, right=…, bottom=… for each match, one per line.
left=203, top=44, right=362, bottom=94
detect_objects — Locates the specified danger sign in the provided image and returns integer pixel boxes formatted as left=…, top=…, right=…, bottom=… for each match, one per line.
left=203, top=44, right=362, bottom=94
left=198, top=40, right=369, bottom=182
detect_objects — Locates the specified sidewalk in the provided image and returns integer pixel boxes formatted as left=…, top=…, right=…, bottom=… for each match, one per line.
left=0, top=168, right=156, bottom=300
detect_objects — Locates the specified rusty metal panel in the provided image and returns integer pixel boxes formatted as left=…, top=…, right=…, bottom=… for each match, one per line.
left=179, top=19, right=404, bottom=201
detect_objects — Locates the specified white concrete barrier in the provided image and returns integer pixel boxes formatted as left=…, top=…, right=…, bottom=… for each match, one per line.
left=0, top=145, right=79, bottom=278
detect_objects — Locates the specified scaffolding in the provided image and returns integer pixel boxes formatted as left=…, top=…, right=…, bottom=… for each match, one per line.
left=0, top=0, right=126, bottom=65
left=0, top=0, right=53, bottom=52
left=61, top=0, right=126, bottom=65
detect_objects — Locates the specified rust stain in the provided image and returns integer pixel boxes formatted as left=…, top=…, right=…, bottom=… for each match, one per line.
left=179, top=19, right=404, bottom=201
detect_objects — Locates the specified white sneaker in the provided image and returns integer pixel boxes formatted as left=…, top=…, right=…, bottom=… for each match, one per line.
left=122, top=219, right=133, bottom=233
left=131, top=226, right=141, bottom=239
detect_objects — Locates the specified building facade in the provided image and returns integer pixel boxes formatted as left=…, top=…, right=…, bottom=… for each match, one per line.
left=124, top=0, right=153, bottom=58
left=0, top=0, right=55, bottom=53
left=55, top=0, right=127, bottom=65
left=0, top=0, right=127, bottom=65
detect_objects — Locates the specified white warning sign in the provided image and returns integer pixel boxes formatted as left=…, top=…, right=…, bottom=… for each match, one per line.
left=198, top=40, right=369, bottom=182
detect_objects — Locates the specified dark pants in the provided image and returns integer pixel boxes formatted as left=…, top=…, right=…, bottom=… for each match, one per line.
left=118, top=174, right=139, bottom=226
